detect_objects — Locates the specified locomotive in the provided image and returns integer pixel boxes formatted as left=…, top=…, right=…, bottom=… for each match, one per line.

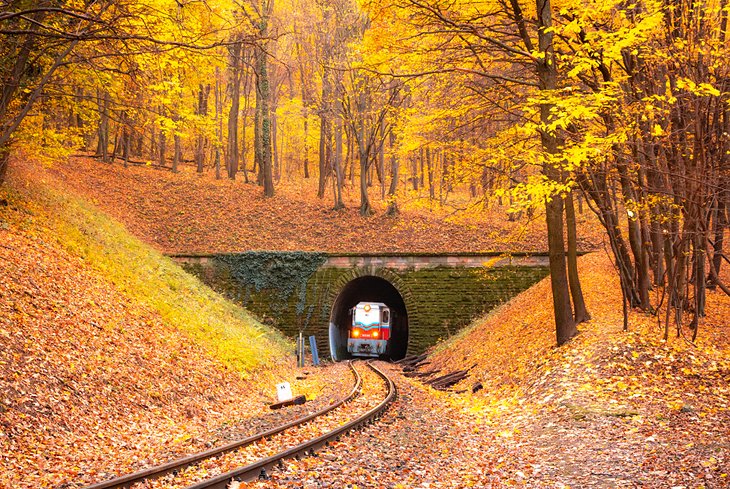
left=347, top=302, right=391, bottom=358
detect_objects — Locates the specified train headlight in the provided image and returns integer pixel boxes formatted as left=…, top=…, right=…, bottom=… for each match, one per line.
left=352, top=329, right=361, bottom=338
left=372, top=330, right=379, bottom=338
left=364, top=304, right=371, bottom=312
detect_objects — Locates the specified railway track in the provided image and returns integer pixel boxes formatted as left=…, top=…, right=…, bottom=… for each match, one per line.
left=82, top=361, right=396, bottom=489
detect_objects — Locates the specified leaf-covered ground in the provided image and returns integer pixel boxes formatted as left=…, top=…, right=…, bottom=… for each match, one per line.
left=2, top=154, right=729, bottom=488
left=0, top=156, right=350, bottom=488
left=244, top=252, right=729, bottom=488
left=48, top=156, right=602, bottom=254
left=419, top=251, right=730, bottom=487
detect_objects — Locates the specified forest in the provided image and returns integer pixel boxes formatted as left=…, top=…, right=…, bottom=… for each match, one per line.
left=1, top=0, right=728, bottom=345
left=2, top=1, right=730, bottom=487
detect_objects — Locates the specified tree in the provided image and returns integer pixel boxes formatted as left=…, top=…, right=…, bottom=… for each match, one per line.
left=363, top=0, right=585, bottom=344
left=0, top=0, right=266, bottom=180
left=255, top=0, right=275, bottom=197
left=1, top=2, right=106, bottom=182
left=227, top=38, right=244, bottom=180
left=552, top=0, right=729, bottom=337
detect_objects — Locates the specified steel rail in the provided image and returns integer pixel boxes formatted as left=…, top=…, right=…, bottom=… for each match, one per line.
left=185, top=361, right=397, bottom=489
left=82, top=361, right=362, bottom=489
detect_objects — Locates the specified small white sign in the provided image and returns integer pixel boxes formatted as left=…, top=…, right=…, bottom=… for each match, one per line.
left=276, top=382, right=293, bottom=402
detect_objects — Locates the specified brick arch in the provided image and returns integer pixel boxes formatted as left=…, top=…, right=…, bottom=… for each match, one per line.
left=327, top=266, right=417, bottom=360
left=326, top=266, right=419, bottom=330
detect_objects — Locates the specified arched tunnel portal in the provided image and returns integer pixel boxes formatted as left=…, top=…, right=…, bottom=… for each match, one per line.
left=328, top=271, right=413, bottom=361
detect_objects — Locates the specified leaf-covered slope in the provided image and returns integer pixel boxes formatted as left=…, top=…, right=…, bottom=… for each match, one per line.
left=423, top=251, right=730, bottom=485
left=429, top=250, right=730, bottom=412
left=0, top=156, right=292, bottom=487
left=49, top=155, right=603, bottom=254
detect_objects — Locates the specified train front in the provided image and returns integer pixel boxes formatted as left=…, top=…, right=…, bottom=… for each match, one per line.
left=347, top=302, right=390, bottom=358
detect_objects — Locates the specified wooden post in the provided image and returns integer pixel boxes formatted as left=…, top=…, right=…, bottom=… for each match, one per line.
left=297, top=332, right=305, bottom=368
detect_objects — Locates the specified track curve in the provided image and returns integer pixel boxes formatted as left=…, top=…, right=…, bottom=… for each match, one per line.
left=185, top=361, right=397, bottom=488
left=83, top=361, right=362, bottom=489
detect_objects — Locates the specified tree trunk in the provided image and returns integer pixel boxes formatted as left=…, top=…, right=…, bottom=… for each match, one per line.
left=257, top=0, right=275, bottom=197
left=348, top=130, right=355, bottom=186
left=426, top=146, right=435, bottom=200
left=708, top=200, right=726, bottom=288
left=121, top=111, right=130, bottom=167
left=196, top=83, right=210, bottom=174
left=377, top=123, right=386, bottom=199
left=272, top=110, right=279, bottom=182
left=295, top=31, right=311, bottom=180
left=388, top=130, right=399, bottom=196
left=215, top=67, right=222, bottom=180
left=333, top=113, right=345, bottom=209
left=411, top=155, right=419, bottom=191
left=96, top=90, right=110, bottom=162
left=254, top=84, right=261, bottom=183
left=318, top=116, right=329, bottom=198
left=359, top=148, right=372, bottom=216
left=546, top=194, right=577, bottom=345
left=386, top=130, right=399, bottom=216
left=303, top=109, right=310, bottom=178
left=158, top=127, right=166, bottom=167
left=241, top=86, right=250, bottom=183
left=419, top=147, right=425, bottom=188
left=318, top=64, right=332, bottom=198
left=171, top=109, right=180, bottom=172
left=357, top=108, right=372, bottom=216
left=617, top=162, right=651, bottom=310
left=566, top=192, right=590, bottom=323
left=227, top=41, right=242, bottom=180
left=536, top=0, right=577, bottom=346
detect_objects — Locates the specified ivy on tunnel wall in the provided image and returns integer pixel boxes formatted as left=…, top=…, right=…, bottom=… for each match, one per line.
left=217, top=251, right=327, bottom=319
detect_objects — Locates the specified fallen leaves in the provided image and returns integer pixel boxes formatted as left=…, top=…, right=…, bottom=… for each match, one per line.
left=3, top=153, right=729, bottom=488
left=47, top=155, right=604, bottom=255
left=0, top=162, right=353, bottom=489
left=415, top=249, right=730, bottom=487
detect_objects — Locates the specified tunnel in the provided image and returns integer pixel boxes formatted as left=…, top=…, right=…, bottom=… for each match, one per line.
left=328, top=275, right=409, bottom=361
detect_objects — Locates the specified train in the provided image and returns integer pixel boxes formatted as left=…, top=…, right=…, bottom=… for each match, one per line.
left=347, top=302, right=391, bottom=358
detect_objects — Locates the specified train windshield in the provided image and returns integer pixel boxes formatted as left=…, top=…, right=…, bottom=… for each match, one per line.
left=353, top=303, right=381, bottom=327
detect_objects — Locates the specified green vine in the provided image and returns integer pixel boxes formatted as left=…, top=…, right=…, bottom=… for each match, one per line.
left=217, top=251, right=327, bottom=314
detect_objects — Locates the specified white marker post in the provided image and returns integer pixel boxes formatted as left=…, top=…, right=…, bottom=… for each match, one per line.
left=276, top=382, right=293, bottom=403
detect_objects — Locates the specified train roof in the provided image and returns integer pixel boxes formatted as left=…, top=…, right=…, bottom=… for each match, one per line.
left=355, top=301, right=388, bottom=308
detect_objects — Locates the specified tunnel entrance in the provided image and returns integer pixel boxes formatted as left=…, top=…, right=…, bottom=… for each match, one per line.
left=329, top=276, right=409, bottom=361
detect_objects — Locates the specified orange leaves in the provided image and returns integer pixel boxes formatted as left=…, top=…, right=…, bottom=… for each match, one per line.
left=1, top=161, right=353, bottom=488
left=45, top=154, right=602, bottom=255
left=413, top=247, right=730, bottom=486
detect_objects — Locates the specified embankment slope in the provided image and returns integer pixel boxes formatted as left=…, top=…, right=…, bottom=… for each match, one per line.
left=0, top=156, right=292, bottom=487
left=422, top=251, right=730, bottom=485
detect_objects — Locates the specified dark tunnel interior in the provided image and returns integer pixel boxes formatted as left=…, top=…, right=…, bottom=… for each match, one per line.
left=328, top=276, right=409, bottom=361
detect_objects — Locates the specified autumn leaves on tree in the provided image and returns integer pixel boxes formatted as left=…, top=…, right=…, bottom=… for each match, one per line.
left=366, top=0, right=728, bottom=344
left=1, top=0, right=728, bottom=345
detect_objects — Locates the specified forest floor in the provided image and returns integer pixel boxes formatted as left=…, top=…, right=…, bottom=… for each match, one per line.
left=48, top=155, right=604, bottom=254
left=1, top=154, right=729, bottom=488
